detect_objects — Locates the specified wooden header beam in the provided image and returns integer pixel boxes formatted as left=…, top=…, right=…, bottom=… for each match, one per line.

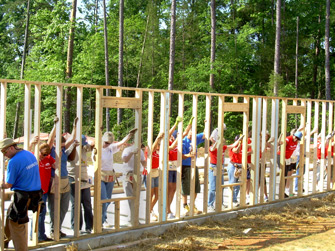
left=102, top=96, right=142, bottom=109
left=286, top=105, right=306, bottom=114
left=223, top=103, right=249, bottom=112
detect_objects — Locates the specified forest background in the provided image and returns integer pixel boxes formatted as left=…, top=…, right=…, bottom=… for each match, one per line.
left=1, top=0, right=334, bottom=142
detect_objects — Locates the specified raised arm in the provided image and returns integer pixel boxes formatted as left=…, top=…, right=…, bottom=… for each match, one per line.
left=169, top=134, right=179, bottom=151
left=202, top=119, right=208, bottom=140
left=277, top=133, right=284, bottom=145
left=183, top=116, right=194, bottom=138
left=227, top=135, right=244, bottom=150
left=29, top=135, right=39, bottom=152
left=47, top=116, right=59, bottom=148
left=65, top=117, right=78, bottom=149
left=115, top=128, right=137, bottom=150
left=122, top=146, right=138, bottom=163
left=209, top=139, right=219, bottom=152
left=152, top=132, right=164, bottom=153
left=169, top=116, right=183, bottom=138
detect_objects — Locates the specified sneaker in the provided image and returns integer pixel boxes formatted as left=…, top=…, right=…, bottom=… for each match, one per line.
left=233, top=202, right=240, bottom=208
left=150, top=211, right=158, bottom=221
left=39, top=236, right=53, bottom=242
left=183, top=204, right=190, bottom=216
left=222, top=204, right=228, bottom=209
left=264, top=197, right=269, bottom=203
left=102, top=221, right=110, bottom=228
left=208, top=205, right=215, bottom=212
left=284, top=193, right=289, bottom=198
left=246, top=197, right=250, bottom=205
left=80, top=229, right=92, bottom=234
left=167, top=212, right=175, bottom=219
left=50, top=231, right=66, bottom=239
left=194, top=206, right=202, bottom=215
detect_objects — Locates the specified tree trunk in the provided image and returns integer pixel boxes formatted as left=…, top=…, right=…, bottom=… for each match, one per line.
left=13, top=0, right=30, bottom=138
left=312, top=12, right=321, bottom=100
left=117, top=0, right=124, bottom=125
left=12, top=102, right=21, bottom=139
left=136, top=15, right=150, bottom=88
left=94, top=0, right=99, bottom=33
left=294, top=16, right=299, bottom=128
left=103, top=0, right=110, bottom=131
left=273, top=0, right=282, bottom=97
left=168, top=0, right=176, bottom=114
left=295, top=16, right=299, bottom=99
left=20, top=0, right=30, bottom=80
left=271, top=0, right=274, bottom=26
left=65, top=0, right=77, bottom=133
left=209, top=0, right=215, bottom=90
left=325, top=0, right=331, bottom=100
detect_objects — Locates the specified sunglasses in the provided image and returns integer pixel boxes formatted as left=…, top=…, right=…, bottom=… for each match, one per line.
left=40, top=153, right=49, bottom=157
left=1, top=147, right=9, bottom=154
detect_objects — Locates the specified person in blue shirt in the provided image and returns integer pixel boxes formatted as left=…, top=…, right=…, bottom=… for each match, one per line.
left=181, top=118, right=206, bottom=216
left=47, top=116, right=78, bottom=239
left=0, top=138, right=42, bottom=251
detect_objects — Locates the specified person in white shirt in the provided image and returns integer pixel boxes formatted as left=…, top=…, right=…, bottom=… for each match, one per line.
left=122, top=143, right=147, bottom=222
left=93, top=128, right=137, bottom=225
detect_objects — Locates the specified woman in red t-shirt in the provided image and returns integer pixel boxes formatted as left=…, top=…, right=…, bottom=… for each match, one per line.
left=38, top=143, right=56, bottom=241
left=149, top=132, right=164, bottom=221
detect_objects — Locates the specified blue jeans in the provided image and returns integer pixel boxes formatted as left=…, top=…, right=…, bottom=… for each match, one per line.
left=69, top=176, right=93, bottom=231
left=101, top=181, right=115, bottom=224
left=294, top=155, right=300, bottom=192
left=227, top=162, right=240, bottom=202
left=142, top=175, right=147, bottom=188
left=38, top=193, right=48, bottom=240
left=208, top=164, right=224, bottom=207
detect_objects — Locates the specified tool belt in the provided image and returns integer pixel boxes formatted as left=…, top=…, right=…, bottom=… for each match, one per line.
left=101, top=170, right=116, bottom=183
left=233, top=163, right=242, bottom=179
left=125, top=171, right=134, bottom=183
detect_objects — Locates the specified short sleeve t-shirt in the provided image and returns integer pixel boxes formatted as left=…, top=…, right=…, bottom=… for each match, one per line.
left=285, top=136, right=298, bottom=159
left=182, top=133, right=205, bottom=166
left=169, top=140, right=178, bottom=161
left=152, top=151, right=160, bottom=169
left=228, top=146, right=242, bottom=164
left=50, top=147, right=69, bottom=177
left=209, top=145, right=228, bottom=165
left=317, top=140, right=333, bottom=160
left=277, top=135, right=299, bottom=159
left=101, top=143, right=119, bottom=171
left=7, top=150, right=41, bottom=191
left=39, top=155, right=55, bottom=194
left=122, top=145, right=145, bottom=173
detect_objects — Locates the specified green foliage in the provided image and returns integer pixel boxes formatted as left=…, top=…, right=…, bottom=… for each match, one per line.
left=1, top=0, right=335, bottom=139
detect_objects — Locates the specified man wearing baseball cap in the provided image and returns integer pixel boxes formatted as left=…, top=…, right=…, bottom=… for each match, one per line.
left=0, top=138, right=42, bottom=250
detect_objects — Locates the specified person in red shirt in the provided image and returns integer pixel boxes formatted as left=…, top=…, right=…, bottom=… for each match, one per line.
left=37, top=143, right=56, bottom=241
left=227, top=134, right=245, bottom=207
left=246, top=132, right=253, bottom=204
left=316, top=132, right=334, bottom=185
left=208, top=133, right=244, bottom=211
left=278, top=131, right=302, bottom=197
left=149, top=132, right=164, bottom=221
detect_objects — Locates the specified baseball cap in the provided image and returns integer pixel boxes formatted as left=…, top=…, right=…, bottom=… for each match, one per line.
left=294, top=131, right=302, bottom=140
